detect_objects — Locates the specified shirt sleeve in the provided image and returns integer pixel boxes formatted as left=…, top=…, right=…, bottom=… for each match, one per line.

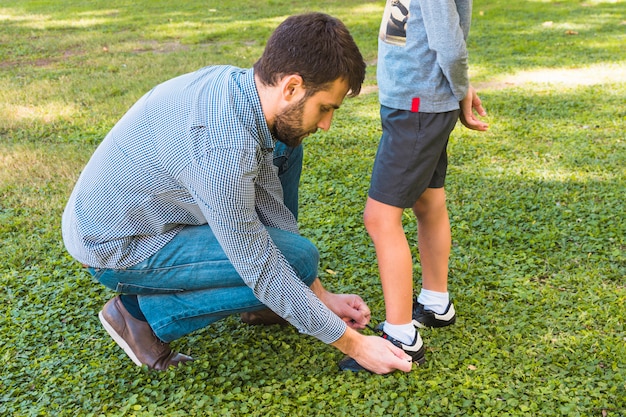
left=178, top=146, right=347, bottom=344
left=419, top=0, right=470, bottom=101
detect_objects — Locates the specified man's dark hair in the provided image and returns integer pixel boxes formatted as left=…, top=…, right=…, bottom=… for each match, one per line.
left=253, top=13, right=366, bottom=97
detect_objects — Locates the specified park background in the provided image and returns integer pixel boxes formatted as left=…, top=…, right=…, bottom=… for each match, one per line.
left=1, top=0, right=624, bottom=415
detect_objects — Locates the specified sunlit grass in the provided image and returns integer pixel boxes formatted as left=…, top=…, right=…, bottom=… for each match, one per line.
left=0, top=143, right=87, bottom=183
left=474, top=61, right=626, bottom=89
left=0, top=10, right=47, bottom=23
left=0, top=143, right=90, bottom=217
left=2, top=102, right=78, bottom=126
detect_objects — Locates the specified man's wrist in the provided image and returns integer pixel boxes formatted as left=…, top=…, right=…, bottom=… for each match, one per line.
left=330, top=326, right=362, bottom=356
left=309, top=278, right=330, bottom=305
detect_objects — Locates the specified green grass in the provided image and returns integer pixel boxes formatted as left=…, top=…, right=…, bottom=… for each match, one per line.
left=1, top=0, right=625, bottom=416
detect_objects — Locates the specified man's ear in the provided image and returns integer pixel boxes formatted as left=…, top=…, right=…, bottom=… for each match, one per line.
left=280, top=74, right=305, bottom=102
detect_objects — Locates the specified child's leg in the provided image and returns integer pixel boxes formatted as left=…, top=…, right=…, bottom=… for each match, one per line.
left=364, top=197, right=413, bottom=327
left=412, top=187, right=451, bottom=311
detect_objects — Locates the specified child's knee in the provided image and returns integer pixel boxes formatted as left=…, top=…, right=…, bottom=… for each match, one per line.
left=413, top=188, right=447, bottom=218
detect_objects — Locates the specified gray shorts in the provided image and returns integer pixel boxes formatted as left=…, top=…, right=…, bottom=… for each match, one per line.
left=368, top=106, right=460, bottom=208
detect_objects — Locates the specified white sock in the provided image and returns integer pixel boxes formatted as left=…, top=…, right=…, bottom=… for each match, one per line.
left=382, top=321, right=416, bottom=345
left=417, top=289, right=450, bottom=315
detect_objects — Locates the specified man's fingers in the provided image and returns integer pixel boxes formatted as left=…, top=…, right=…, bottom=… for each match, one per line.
left=384, top=339, right=414, bottom=372
left=388, top=340, right=412, bottom=361
left=346, top=295, right=371, bottom=326
left=344, top=317, right=367, bottom=330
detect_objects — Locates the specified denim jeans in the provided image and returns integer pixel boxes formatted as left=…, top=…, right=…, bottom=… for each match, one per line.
left=272, top=141, right=302, bottom=220
left=91, top=143, right=316, bottom=342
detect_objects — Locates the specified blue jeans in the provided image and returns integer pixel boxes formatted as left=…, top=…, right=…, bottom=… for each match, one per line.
left=273, top=142, right=302, bottom=220
left=91, top=143, right=315, bottom=342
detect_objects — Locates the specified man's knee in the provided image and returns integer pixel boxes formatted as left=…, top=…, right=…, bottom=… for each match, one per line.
left=268, top=227, right=319, bottom=286
left=287, top=234, right=319, bottom=286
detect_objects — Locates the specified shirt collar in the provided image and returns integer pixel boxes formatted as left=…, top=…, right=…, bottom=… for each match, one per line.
left=241, top=68, right=274, bottom=149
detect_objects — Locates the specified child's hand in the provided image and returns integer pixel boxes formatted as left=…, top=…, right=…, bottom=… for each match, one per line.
left=460, top=85, right=489, bottom=131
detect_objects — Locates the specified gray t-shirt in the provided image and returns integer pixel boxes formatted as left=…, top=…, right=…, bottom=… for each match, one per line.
left=377, top=0, right=472, bottom=112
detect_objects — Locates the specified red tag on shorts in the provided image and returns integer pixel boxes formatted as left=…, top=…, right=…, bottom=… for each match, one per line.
left=411, top=97, right=420, bottom=113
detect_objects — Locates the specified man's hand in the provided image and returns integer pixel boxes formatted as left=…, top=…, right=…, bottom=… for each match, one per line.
left=326, top=293, right=371, bottom=330
left=309, top=279, right=413, bottom=374
left=460, top=85, right=489, bottom=131
left=332, top=327, right=413, bottom=374
left=310, top=279, right=371, bottom=329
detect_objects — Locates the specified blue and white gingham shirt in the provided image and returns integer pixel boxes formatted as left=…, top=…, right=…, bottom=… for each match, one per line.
left=62, top=66, right=346, bottom=344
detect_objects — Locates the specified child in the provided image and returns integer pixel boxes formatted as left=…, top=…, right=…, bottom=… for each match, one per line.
left=340, top=0, right=489, bottom=371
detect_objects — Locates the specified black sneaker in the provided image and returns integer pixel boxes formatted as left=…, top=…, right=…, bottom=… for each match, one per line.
left=412, top=300, right=456, bottom=329
left=338, top=328, right=425, bottom=372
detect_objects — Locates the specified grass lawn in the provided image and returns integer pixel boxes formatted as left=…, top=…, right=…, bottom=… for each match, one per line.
left=1, top=0, right=625, bottom=415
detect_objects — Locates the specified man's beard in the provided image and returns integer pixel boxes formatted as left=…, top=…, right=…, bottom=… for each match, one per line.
left=271, top=98, right=315, bottom=147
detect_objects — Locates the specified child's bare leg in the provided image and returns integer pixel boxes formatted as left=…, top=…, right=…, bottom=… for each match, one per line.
left=413, top=187, right=451, bottom=311
left=364, top=197, right=413, bottom=326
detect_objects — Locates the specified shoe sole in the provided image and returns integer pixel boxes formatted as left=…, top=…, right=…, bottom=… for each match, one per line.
left=412, top=317, right=456, bottom=329
left=98, top=310, right=143, bottom=367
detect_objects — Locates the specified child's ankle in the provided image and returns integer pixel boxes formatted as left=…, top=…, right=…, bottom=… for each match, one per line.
left=417, top=289, right=450, bottom=314
left=382, top=321, right=416, bottom=345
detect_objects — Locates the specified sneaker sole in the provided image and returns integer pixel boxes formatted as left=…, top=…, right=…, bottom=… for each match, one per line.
left=98, top=310, right=143, bottom=367
left=412, top=317, right=456, bottom=329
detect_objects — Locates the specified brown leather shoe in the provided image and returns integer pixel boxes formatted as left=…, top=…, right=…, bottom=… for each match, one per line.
left=98, top=296, right=193, bottom=370
left=240, top=308, right=289, bottom=326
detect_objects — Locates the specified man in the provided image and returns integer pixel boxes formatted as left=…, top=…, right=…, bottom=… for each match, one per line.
left=62, top=13, right=412, bottom=374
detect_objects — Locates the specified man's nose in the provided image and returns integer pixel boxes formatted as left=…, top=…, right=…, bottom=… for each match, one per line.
left=317, top=111, right=334, bottom=131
